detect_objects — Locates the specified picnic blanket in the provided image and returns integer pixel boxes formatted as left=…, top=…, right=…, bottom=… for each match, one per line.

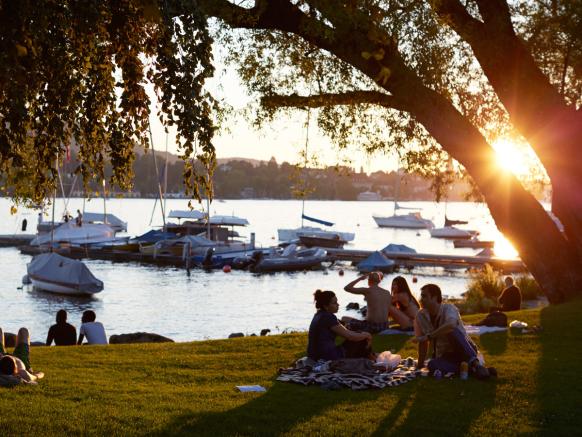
left=277, top=357, right=421, bottom=390
left=378, top=325, right=507, bottom=336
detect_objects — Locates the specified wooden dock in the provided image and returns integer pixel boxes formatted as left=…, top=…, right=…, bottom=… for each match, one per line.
left=326, top=248, right=525, bottom=273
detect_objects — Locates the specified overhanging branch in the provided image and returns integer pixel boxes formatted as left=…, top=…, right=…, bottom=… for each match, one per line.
left=261, top=90, right=405, bottom=111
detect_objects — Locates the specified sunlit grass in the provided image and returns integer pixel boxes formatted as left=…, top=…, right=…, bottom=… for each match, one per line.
left=1, top=302, right=581, bottom=435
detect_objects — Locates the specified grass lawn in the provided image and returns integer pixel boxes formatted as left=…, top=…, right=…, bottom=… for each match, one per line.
left=1, top=300, right=581, bottom=436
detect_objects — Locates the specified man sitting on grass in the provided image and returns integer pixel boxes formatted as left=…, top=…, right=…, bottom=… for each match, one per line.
left=341, top=272, right=391, bottom=334
left=77, top=310, right=108, bottom=345
left=414, top=283, right=495, bottom=379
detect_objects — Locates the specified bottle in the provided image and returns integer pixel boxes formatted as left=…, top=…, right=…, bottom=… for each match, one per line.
left=434, top=369, right=442, bottom=379
left=460, top=361, right=469, bottom=380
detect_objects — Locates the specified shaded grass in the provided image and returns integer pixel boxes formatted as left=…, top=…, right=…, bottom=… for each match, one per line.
left=1, top=301, right=581, bottom=435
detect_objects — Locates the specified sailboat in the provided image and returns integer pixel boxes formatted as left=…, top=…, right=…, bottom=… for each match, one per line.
left=26, top=155, right=104, bottom=295
left=429, top=203, right=478, bottom=239
left=277, top=109, right=355, bottom=243
left=373, top=171, right=434, bottom=229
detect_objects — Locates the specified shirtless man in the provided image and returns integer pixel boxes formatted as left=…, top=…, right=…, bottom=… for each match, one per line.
left=341, top=271, right=392, bottom=333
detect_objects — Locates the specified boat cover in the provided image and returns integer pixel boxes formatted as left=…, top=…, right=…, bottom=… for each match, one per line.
left=208, top=215, right=249, bottom=226
left=168, top=210, right=207, bottom=220
left=27, top=252, right=104, bottom=293
left=134, top=230, right=176, bottom=243
left=30, top=222, right=117, bottom=246
left=358, top=251, right=396, bottom=273
left=301, top=214, right=334, bottom=227
left=382, top=244, right=417, bottom=254
left=82, top=212, right=128, bottom=231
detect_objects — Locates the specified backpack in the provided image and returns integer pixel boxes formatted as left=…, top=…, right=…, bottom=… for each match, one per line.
left=476, top=310, right=508, bottom=327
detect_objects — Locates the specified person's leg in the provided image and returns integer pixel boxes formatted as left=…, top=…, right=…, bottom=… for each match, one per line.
left=446, top=328, right=491, bottom=379
left=388, top=306, right=413, bottom=329
left=427, top=357, right=459, bottom=374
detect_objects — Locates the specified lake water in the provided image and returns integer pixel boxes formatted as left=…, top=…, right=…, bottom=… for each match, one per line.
left=0, top=198, right=518, bottom=342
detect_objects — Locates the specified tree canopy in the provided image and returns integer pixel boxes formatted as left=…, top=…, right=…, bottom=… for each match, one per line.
left=1, top=0, right=581, bottom=302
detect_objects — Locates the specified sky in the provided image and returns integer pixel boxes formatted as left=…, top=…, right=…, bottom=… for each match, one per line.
left=147, top=64, right=399, bottom=174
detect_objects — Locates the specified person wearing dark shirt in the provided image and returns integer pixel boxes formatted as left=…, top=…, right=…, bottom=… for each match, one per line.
left=46, top=310, right=77, bottom=346
left=498, top=276, right=522, bottom=311
left=307, top=289, right=372, bottom=361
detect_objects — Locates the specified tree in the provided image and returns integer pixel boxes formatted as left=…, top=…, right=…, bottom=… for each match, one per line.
left=193, top=0, right=582, bottom=303
left=1, top=0, right=581, bottom=303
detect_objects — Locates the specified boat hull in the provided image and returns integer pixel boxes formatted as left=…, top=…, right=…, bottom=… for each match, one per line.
left=430, top=226, right=478, bottom=239
left=278, top=227, right=355, bottom=242
left=373, top=214, right=434, bottom=229
left=29, top=276, right=102, bottom=295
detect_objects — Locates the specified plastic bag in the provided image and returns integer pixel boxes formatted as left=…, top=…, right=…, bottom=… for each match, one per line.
left=375, top=351, right=401, bottom=371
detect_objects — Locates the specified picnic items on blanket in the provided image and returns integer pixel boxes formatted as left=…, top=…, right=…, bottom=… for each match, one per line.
left=236, top=385, right=267, bottom=393
left=278, top=357, right=419, bottom=390
left=375, top=351, right=401, bottom=371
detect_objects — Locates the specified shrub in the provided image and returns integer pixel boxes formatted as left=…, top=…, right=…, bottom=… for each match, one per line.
left=459, top=265, right=504, bottom=314
left=515, top=274, right=543, bottom=300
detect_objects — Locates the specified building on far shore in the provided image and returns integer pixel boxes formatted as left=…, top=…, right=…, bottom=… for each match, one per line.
left=357, top=191, right=382, bottom=201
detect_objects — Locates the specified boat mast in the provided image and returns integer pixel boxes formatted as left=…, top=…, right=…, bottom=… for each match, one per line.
left=148, top=121, right=166, bottom=228
left=50, top=154, right=58, bottom=251
left=301, top=108, right=311, bottom=228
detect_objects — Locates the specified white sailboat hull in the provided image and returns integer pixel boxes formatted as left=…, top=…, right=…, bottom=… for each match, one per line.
left=430, top=226, right=478, bottom=239
left=373, top=214, right=434, bottom=229
left=29, top=276, right=101, bottom=295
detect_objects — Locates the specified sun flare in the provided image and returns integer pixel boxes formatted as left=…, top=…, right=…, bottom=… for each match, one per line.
left=492, top=138, right=530, bottom=176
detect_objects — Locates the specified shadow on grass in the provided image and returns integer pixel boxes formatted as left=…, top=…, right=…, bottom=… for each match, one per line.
left=537, top=301, right=582, bottom=433
left=155, top=380, right=381, bottom=436
left=478, top=331, right=508, bottom=356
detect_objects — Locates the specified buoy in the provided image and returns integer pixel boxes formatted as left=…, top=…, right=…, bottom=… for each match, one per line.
left=223, top=265, right=232, bottom=273
left=412, top=276, right=418, bottom=283
left=338, top=269, right=345, bottom=276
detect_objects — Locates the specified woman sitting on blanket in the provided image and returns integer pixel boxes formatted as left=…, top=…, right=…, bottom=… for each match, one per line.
left=0, top=327, right=43, bottom=382
left=307, top=289, right=373, bottom=361
left=389, top=276, right=420, bottom=331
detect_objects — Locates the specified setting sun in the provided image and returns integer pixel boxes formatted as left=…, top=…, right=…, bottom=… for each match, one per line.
left=493, top=138, right=531, bottom=176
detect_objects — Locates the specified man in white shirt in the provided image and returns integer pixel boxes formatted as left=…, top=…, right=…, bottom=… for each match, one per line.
left=77, top=310, right=108, bottom=345
left=414, top=283, right=494, bottom=379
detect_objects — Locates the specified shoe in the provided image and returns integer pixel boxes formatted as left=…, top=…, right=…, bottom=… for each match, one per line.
left=487, top=366, right=497, bottom=377
left=471, top=363, right=490, bottom=380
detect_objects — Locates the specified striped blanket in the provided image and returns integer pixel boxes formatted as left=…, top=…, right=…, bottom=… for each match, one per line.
left=277, top=357, right=422, bottom=390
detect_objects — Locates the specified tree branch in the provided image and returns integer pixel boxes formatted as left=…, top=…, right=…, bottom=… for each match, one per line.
left=474, top=0, right=515, bottom=35
left=261, top=90, right=405, bottom=110
left=428, top=0, right=485, bottom=43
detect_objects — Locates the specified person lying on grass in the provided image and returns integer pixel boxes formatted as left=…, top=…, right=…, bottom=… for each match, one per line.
left=414, top=284, right=496, bottom=380
left=389, top=276, right=420, bottom=331
left=0, top=328, right=43, bottom=383
left=341, top=272, right=392, bottom=334
left=308, top=290, right=373, bottom=361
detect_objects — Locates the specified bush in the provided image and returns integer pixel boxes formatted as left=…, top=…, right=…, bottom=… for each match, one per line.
left=515, top=274, right=543, bottom=300
left=458, top=265, right=504, bottom=314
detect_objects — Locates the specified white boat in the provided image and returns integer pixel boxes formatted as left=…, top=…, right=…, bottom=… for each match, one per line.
left=26, top=252, right=103, bottom=295
left=373, top=211, right=435, bottom=229
left=30, top=222, right=118, bottom=246
left=357, top=191, right=382, bottom=201
left=430, top=226, right=478, bottom=239
left=38, top=212, right=127, bottom=233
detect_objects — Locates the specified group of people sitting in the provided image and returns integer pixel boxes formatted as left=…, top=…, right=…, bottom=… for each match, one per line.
left=1, top=310, right=107, bottom=383
left=46, top=309, right=108, bottom=346
left=307, top=272, right=516, bottom=380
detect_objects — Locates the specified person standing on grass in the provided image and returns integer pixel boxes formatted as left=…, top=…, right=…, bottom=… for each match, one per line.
left=414, top=283, right=495, bottom=379
left=78, top=310, right=108, bottom=345
left=498, top=276, right=522, bottom=311
left=46, top=309, right=77, bottom=346
left=307, top=290, right=372, bottom=361
left=341, top=272, right=392, bottom=333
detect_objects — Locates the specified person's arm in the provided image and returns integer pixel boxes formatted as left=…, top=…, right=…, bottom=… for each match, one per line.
left=46, top=326, right=54, bottom=346
left=498, top=288, right=507, bottom=305
left=330, top=323, right=372, bottom=343
left=344, top=275, right=369, bottom=295
left=77, top=325, right=85, bottom=345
